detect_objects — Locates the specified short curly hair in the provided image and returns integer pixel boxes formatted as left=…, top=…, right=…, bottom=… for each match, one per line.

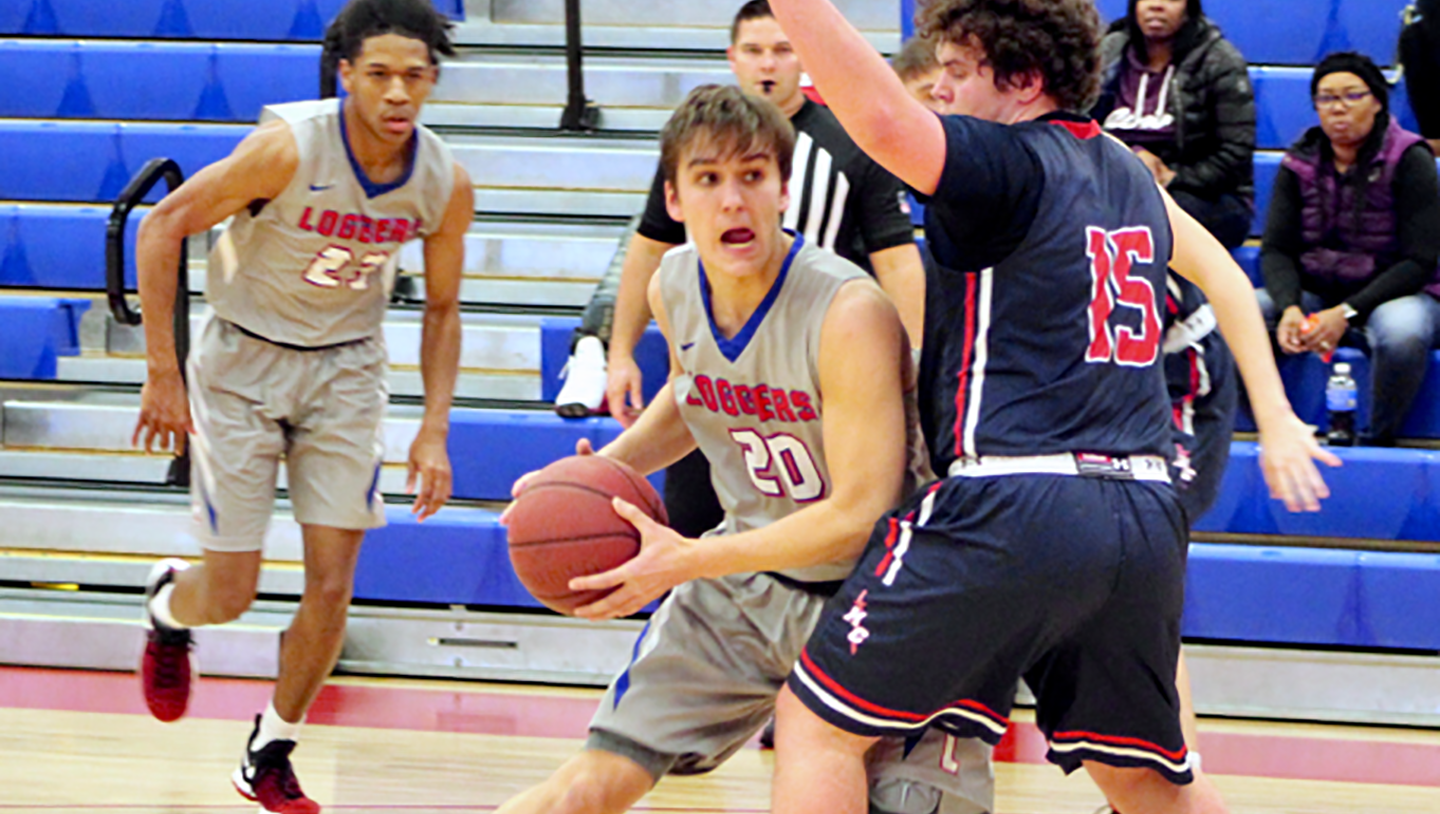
left=917, top=0, right=1101, bottom=112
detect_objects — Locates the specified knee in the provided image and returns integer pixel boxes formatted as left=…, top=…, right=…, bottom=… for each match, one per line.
left=1367, top=297, right=1434, bottom=355
left=206, top=580, right=257, bottom=623
left=302, top=571, right=355, bottom=613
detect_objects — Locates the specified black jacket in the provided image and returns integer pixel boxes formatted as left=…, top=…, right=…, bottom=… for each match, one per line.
left=1401, top=0, right=1440, bottom=138
left=1091, top=16, right=1256, bottom=204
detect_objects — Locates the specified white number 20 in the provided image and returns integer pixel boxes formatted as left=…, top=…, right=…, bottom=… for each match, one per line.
left=729, top=430, right=825, bottom=502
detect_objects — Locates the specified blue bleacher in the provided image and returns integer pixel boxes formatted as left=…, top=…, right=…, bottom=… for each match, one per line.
left=0, top=120, right=246, bottom=203
left=2, top=0, right=462, bottom=40
left=0, top=295, right=89, bottom=378
left=1088, top=0, right=1409, bottom=67
left=0, top=204, right=139, bottom=289
left=1234, top=347, right=1440, bottom=439
left=0, top=41, right=319, bottom=123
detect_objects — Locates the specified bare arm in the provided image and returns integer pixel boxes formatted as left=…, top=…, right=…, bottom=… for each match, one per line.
left=1163, top=189, right=1340, bottom=510
left=406, top=162, right=474, bottom=520
left=572, top=281, right=909, bottom=619
left=606, top=232, right=682, bottom=424
left=599, top=267, right=698, bottom=474
left=769, top=0, right=946, bottom=194
left=131, top=121, right=297, bottom=453
left=868, top=243, right=925, bottom=348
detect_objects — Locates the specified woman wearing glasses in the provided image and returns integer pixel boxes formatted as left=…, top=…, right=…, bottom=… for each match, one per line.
left=1258, top=52, right=1440, bottom=446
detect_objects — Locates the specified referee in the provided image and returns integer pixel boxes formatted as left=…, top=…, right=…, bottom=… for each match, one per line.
left=556, top=0, right=926, bottom=540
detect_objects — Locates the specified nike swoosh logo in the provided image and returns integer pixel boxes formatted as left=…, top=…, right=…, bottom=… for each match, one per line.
left=680, top=342, right=696, bottom=351
left=309, top=184, right=332, bottom=192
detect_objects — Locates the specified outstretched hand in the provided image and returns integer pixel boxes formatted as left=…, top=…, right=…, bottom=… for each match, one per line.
left=499, top=437, right=595, bottom=526
left=569, top=496, right=700, bottom=620
left=1258, top=412, right=1342, bottom=512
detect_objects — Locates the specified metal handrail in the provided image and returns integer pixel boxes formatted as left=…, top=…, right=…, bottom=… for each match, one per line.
left=106, top=157, right=191, bottom=488
left=560, top=0, right=599, bottom=131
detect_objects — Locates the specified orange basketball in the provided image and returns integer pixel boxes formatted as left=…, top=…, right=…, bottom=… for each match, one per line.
left=505, top=455, right=668, bottom=615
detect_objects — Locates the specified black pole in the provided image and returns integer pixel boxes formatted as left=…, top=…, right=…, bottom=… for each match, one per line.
left=560, top=0, right=598, bottom=131
left=107, top=157, right=192, bottom=488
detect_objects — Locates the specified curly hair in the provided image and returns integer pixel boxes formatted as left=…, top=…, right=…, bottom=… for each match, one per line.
left=917, top=0, right=1101, bottom=112
left=659, top=85, right=796, bottom=187
left=330, top=0, right=456, bottom=67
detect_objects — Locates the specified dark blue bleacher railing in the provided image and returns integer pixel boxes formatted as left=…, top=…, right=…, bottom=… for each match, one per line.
left=106, top=157, right=190, bottom=487
left=1, top=0, right=462, bottom=40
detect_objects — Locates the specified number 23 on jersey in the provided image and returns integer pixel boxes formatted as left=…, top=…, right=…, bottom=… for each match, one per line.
left=303, top=245, right=392, bottom=290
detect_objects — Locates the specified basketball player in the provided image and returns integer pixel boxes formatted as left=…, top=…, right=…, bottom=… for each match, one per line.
left=764, top=2, right=1339, bottom=813
left=130, top=1, right=470, bottom=811
left=497, top=85, right=992, bottom=814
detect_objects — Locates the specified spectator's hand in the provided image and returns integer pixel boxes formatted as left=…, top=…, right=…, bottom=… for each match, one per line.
left=1155, top=159, right=1177, bottom=188
left=1298, top=305, right=1348, bottom=357
left=1134, top=148, right=1166, bottom=184
left=1276, top=306, right=1309, bottom=355
left=500, top=438, right=595, bottom=526
left=606, top=353, right=645, bottom=428
left=133, top=368, right=193, bottom=454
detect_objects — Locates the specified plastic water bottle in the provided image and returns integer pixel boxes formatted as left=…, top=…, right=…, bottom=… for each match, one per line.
left=1325, top=362, right=1357, bottom=447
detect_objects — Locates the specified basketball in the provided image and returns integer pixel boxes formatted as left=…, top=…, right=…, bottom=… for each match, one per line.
left=506, top=454, right=668, bottom=615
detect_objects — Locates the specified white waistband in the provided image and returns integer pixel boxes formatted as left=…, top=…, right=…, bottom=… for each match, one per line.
left=947, top=453, right=1171, bottom=482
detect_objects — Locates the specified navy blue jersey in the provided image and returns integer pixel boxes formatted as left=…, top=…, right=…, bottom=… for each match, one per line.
left=919, top=113, right=1174, bottom=470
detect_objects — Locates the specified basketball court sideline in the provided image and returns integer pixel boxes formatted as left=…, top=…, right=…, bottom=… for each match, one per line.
left=2, top=666, right=1436, bottom=813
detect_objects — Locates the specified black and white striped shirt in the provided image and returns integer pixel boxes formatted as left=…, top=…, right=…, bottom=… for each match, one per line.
left=638, top=99, right=915, bottom=272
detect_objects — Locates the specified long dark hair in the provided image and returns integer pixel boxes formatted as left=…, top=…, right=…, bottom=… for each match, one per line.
left=1124, top=0, right=1205, bottom=64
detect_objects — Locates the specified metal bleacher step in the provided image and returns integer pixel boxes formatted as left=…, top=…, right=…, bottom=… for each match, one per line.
left=0, top=390, right=417, bottom=492
left=453, top=0, right=900, bottom=52
left=0, top=586, right=287, bottom=678
left=51, top=306, right=546, bottom=401
left=426, top=52, right=728, bottom=131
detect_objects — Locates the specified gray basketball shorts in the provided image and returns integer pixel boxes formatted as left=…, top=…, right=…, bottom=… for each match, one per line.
left=587, top=572, right=995, bottom=813
left=186, top=316, right=388, bottom=552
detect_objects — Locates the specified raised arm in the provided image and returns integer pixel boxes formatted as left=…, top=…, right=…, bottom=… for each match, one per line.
left=132, top=121, right=297, bottom=454
left=406, top=161, right=473, bottom=520
left=769, top=0, right=947, bottom=194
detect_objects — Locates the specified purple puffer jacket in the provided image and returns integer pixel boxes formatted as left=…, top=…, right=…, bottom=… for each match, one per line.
left=1282, top=116, right=1440, bottom=297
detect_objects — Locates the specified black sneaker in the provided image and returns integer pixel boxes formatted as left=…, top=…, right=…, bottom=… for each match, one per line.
left=232, top=715, right=320, bottom=814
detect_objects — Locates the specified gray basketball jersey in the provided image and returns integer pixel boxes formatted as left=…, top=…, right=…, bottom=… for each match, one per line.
left=205, top=98, right=456, bottom=347
left=663, top=234, right=871, bottom=583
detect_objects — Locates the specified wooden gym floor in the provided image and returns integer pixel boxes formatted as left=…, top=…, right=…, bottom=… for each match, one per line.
left=1, top=666, right=1436, bottom=813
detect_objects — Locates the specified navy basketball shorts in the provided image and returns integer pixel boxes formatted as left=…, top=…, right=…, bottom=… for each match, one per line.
left=1170, top=333, right=1238, bottom=523
left=789, top=473, right=1195, bottom=784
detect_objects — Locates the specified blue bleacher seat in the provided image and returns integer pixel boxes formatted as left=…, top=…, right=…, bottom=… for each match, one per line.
left=1185, top=542, right=1440, bottom=650
left=1194, top=442, right=1440, bottom=542
left=354, top=507, right=542, bottom=608
left=540, top=317, right=670, bottom=407
left=0, top=41, right=320, bottom=122
left=0, top=121, right=247, bottom=203
left=1232, top=244, right=1261, bottom=287
left=0, top=295, right=89, bottom=379
left=1091, top=0, right=1410, bottom=67
left=4, top=0, right=461, bottom=39
left=0, top=204, right=139, bottom=290
left=1233, top=347, right=1440, bottom=439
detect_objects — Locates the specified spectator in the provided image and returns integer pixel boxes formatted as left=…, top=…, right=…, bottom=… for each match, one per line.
left=1259, top=52, right=1440, bottom=446
left=1091, top=0, right=1255, bottom=248
left=892, top=37, right=945, bottom=112
left=1400, top=0, right=1440, bottom=152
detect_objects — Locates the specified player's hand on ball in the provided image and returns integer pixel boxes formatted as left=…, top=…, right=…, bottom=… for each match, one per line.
left=406, top=427, right=453, bottom=522
left=500, top=438, right=596, bottom=525
left=1258, top=411, right=1341, bottom=512
left=133, top=368, right=194, bottom=454
left=569, top=496, right=698, bottom=620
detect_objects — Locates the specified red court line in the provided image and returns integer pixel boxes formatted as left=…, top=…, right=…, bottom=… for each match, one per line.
left=4, top=667, right=1439, bottom=788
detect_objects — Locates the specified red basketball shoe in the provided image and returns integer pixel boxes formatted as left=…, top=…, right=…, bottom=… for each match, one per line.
left=140, top=558, right=194, bottom=722
left=232, top=715, right=321, bottom=814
